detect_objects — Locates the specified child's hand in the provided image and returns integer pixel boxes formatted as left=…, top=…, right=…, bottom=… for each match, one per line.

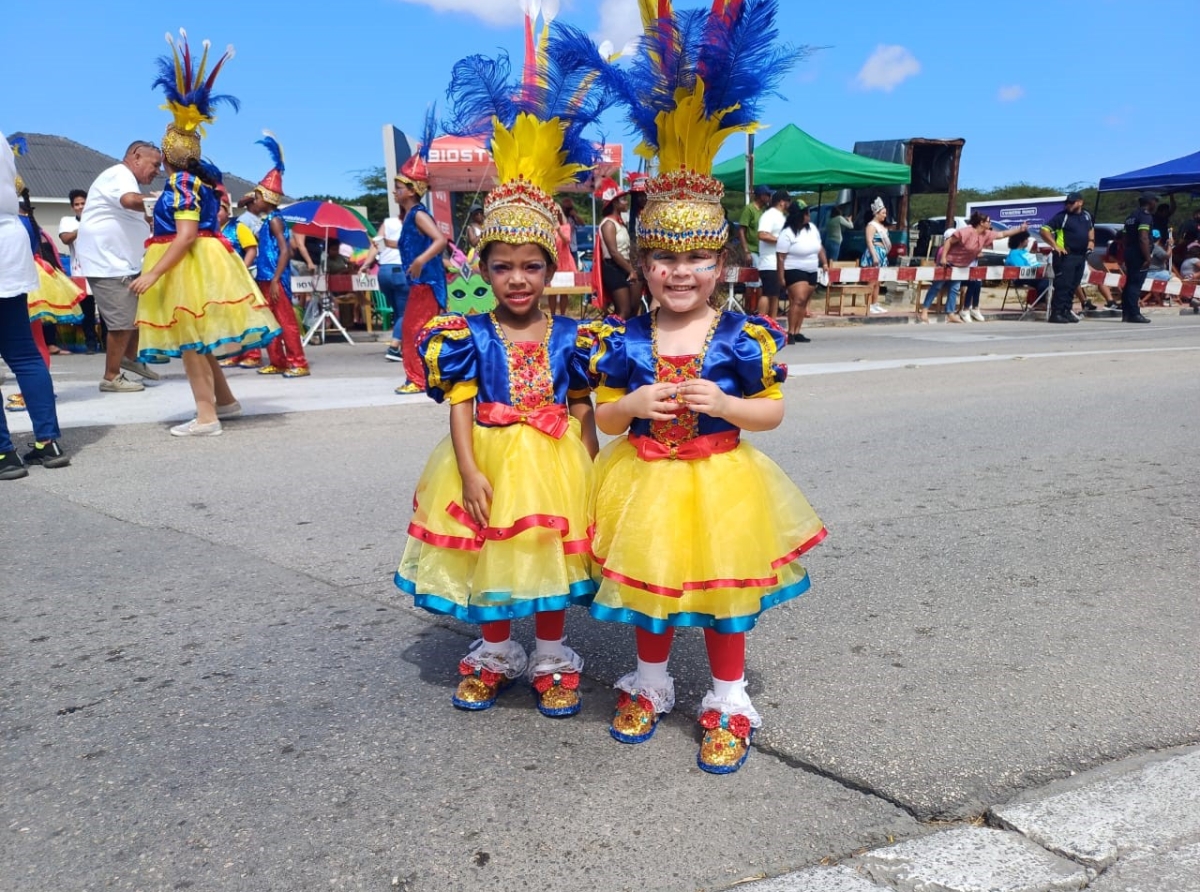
left=623, top=382, right=683, bottom=422
left=678, top=379, right=730, bottom=418
left=461, top=469, right=494, bottom=527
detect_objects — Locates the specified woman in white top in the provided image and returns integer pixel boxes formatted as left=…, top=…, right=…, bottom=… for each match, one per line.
left=597, top=180, right=638, bottom=318
left=775, top=201, right=826, bottom=344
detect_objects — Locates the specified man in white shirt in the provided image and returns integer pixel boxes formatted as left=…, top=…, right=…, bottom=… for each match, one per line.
left=58, top=188, right=100, bottom=353
left=755, top=189, right=790, bottom=317
left=75, top=140, right=162, bottom=392
left=1, top=128, right=69, bottom=477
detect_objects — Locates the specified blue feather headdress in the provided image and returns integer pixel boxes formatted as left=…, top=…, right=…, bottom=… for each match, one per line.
left=9, top=136, right=28, bottom=157
left=580, top=0, right=802, bottom=252
left=251, top=131, right=286, bottom=205
left=441, top=3, right=615, bottom=256
left=153, top=29, right=238, bottom=167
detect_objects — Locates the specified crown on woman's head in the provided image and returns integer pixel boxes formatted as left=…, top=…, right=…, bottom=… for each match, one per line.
left=152, top=29, right=238, bottom=168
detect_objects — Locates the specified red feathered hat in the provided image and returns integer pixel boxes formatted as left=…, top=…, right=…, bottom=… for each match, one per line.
left=595, top=177, right=626, bottom=204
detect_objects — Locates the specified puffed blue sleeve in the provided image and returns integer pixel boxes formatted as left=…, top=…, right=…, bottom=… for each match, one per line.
left=735, top=314, right=788, bottom=399
left=568, top=320, right=596, bottom=399
left=418, top=313, right=478, bottom=404
left=168, top=172, right=201, bottom=221
left=588, top=315, right=629, bottom=404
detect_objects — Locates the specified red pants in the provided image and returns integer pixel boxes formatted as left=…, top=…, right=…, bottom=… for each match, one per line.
left=401, top=284, right=441, bottom=389
left=259, top=281, right=308, bottom=371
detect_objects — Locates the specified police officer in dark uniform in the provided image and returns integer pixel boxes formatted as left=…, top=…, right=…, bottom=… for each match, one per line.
left=1120, top=192, right=1157, bottom=324
left=1039, top=192, right=1094, bottom=323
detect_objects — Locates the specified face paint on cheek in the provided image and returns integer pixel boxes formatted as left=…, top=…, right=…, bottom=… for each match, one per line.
left=696, top=264, right=717, bottom=273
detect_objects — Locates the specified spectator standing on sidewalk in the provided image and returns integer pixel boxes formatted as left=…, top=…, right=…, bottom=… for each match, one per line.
left=1119, top=193, right=1156, bottom=324
left=755, top=188, right=789, bottom=318
left=58, top=188, right=101, bottom=353
left=858, top=197, right=890, bottom=315
left=1, top=128, right=69, bottom=478
left=738, top=184, right=771, bottom=265
left=923, top=214, right=1026, bottom=323
left=1038, top=192, right=1094, bottom=323
left=375, top=211, right=410, bottom=364
left=74, top=140, right=164, bottom=392
left=823, top=202, right=853, bottom=263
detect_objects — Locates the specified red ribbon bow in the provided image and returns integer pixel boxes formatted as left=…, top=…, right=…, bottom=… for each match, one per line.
left=616, top=690, right=656, bottom=714
left=629, top=430, right=740, bottom=461
left=476, top=402, right=570, bottom=439
left=699, top=710, right=752, bottom=738
left=458, top=661, right=503, bottom=687
left=532, top=672, right=580, bottom=694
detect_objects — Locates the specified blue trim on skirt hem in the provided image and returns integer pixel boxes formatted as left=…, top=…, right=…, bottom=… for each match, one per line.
left=394, top=572, right=596, bottom=623
left=137, top=325, right=281, bottom=361
left=587, top=573, right=812, bottom=634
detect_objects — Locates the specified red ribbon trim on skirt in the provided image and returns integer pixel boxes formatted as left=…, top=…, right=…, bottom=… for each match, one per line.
left=407, top=502, right=588, bottom=554
left=628, top=430, right=740, bottom=461
left=593, top=526, right=828, bottom=598
left=476, top=402, right=570, bottom=439
left=144, top=230, right=235, bottom=250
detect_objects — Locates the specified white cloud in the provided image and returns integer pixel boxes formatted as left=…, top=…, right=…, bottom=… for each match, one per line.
left=595, top=0, right=643, bottom=50
left=854, top=45, right=920, bottom=92
left=391, top=0, right=524, bottom=26
left=997, top=84, right=1025, bottom=102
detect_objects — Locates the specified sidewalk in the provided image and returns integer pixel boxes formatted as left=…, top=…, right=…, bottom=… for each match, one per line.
left=741, top=746, right=1200, bottom=892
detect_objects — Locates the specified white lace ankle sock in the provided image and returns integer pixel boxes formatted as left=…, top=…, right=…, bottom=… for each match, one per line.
left=534, top=637, right=566, bottom=661
left=478, top=637, right=511, bottom=657
left=636, top=657, right=670, bottom=690
left=711, top=676, right=752, bottom=710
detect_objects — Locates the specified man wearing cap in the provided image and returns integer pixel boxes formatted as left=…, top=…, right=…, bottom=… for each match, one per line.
left=739, top=184, right=772, bottom=265
left=755, top=189, right=791, bottom=318
left=1119, top=193, right=1157, bottom=324
left=1039, top=192, right=1094, bottom=323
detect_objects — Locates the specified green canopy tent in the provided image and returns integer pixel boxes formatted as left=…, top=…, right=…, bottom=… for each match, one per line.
left=712, top=123, right=911, bottom=192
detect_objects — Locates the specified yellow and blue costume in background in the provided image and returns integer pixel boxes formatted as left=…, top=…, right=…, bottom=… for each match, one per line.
left=19, top=216, right=83, bottom=326
left=589, top=311, right=825, bottom=633
left=135, top=171, right=280, bottom=359
left=396, top=312, right=595, bottom=621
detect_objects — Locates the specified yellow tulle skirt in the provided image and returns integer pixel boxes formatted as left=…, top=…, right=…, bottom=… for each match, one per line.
left=588, top=437, right=826, bottom=633
left=28, top=260, right=84, bottom=324
left=135, top=235, right=281, bottom=359
left=395, top=417, right=595, bottom=622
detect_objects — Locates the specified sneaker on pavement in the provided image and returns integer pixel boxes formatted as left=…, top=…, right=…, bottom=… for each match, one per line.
left=0, top=450, right=28, bottom=480
left=99, top=373, right=145, bottom=393
left=170, top=419, right=223, bottom=437
left=216, top=400, right=242, bottom=419
left=21, top=439, right=70, bottom=468
left=970, top=308, right=986, bottom=322
left=385, top=346, right=403, bottom=362
left=959, top=310, right=973, bottom=323
left=121, top=358, right=161, bottom=380
left=868, top=303, right=888, bottom=314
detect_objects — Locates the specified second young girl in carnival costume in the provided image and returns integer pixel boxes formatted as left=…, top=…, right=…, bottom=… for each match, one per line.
left=586, top=0, right=826, bottom=774
left=130, top=30, right=282, bottom=436
left=394, top=4, right=610, bottom=716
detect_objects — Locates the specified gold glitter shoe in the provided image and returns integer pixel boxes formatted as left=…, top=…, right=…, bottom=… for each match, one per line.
left=697, top=710, right=754, bottom=774
left=451, top=662, right=512, bottom=711
left=217, top=357, right=238, bottom=368
left=532, top=672, right=581, bottom=718
left=394, top=381, right=423, bottom=395
left=282, top=366, right=311, bottom=378
left=237, top=359, right=261, bottom=369
left=256, top=365, right=284, bottom=375
left=609, top=691, right=659, bottom=743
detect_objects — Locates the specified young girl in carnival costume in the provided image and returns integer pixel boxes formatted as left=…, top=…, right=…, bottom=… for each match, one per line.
left=130, top=30, right=282, bottom=436
left=585, top=0, right=826, bottom=774
left=392, top=107, right=448, bottom=395
left=5, top=139, right=84, bottom=418
left=394, top=5, right=611, bottom=716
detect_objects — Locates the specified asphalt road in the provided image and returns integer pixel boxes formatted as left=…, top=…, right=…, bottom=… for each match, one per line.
left=2, top=313, right=1198, bottom=891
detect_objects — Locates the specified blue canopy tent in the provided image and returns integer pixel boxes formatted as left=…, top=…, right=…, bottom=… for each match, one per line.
left=1097, top=150, right=1200, bottom=193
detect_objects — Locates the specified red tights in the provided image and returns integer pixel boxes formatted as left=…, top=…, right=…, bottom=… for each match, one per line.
left=480, top=610, right=565, bottom=644
left=635, top=627, right=745, bottom=681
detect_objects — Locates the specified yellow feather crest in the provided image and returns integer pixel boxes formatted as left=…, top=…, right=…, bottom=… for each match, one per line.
left=653, top=80, right=755, bottom=175
left=491, top=112, right=589, bottom=195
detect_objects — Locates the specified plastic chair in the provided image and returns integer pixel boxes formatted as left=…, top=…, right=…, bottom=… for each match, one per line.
left=369, top=289, right=394, bottom=332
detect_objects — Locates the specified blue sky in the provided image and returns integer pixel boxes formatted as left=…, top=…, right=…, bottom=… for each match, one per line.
left=3, top=0, right=1194, bottom=199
